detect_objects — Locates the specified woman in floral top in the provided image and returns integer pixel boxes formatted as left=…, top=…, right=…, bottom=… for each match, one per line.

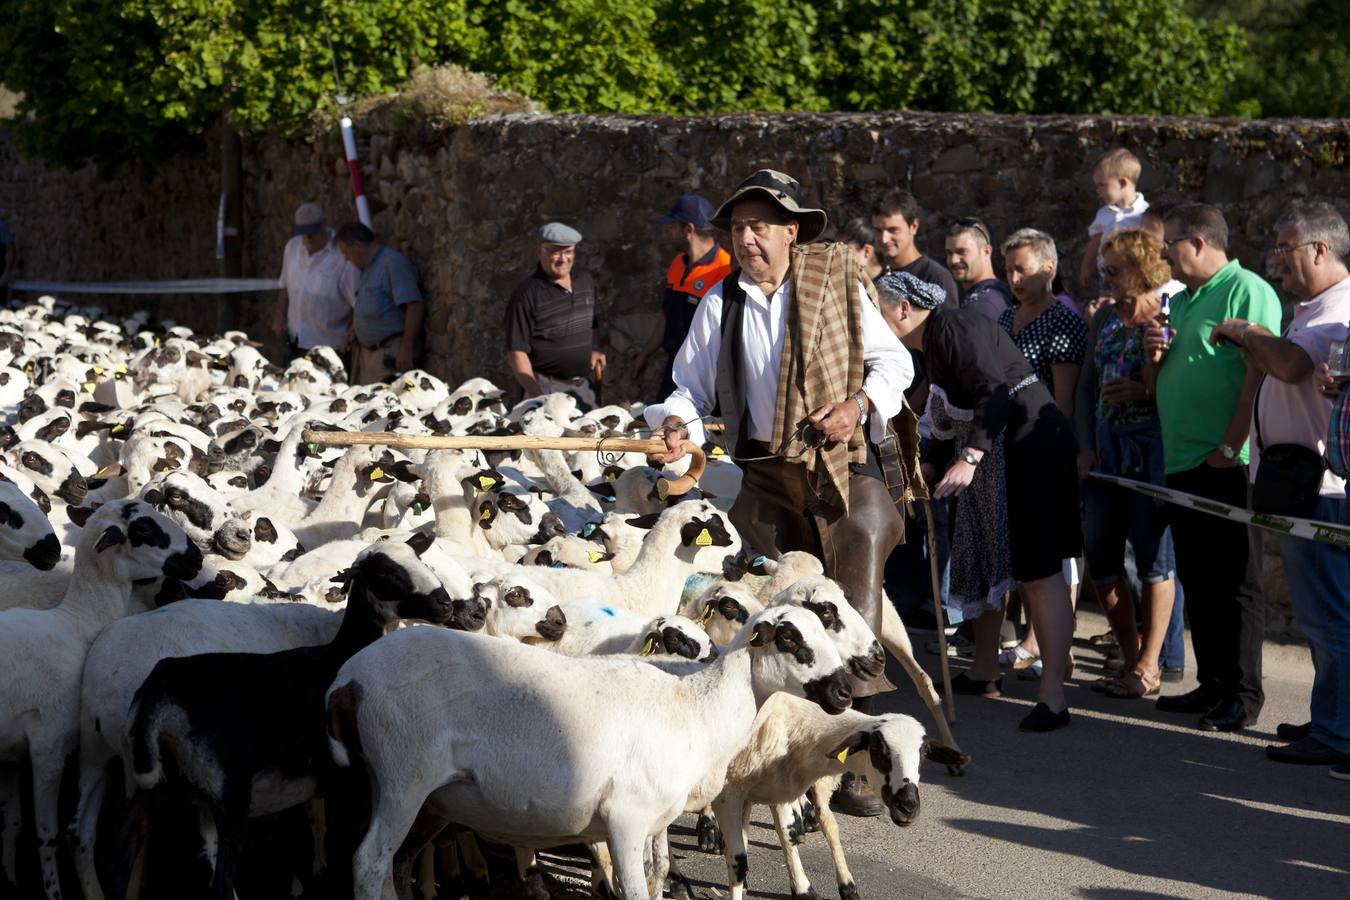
left=1073, top=228, right=1178, bottom=698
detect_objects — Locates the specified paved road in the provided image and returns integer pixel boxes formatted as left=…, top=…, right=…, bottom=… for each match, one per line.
left=537, top=607, right=1346, bottom=899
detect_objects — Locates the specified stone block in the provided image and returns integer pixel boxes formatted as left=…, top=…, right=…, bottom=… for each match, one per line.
left=932, top=144, right=982, bottom=174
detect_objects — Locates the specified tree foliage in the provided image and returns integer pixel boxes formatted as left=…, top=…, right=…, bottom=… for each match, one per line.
left=1189, top=0, right=1350, bottom=118
left=0, top=0, right=1270, bottom=170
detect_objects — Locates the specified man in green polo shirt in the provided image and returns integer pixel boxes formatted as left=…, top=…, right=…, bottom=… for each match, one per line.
left=1143, top=203, right=1282, bottom=733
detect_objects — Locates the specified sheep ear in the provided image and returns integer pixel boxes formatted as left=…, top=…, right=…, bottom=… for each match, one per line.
left=143, top=488, right=165, bottom=507
left=94, top=525, right=126, bottom=552
left=826, top=732, right=870, bottom=764
left=387, top=460, right=420, bottom=483
left=721, top=554, right=750, bottom=582
left=748, top=555, right=772, bottom=576
left=588, top=482, right=616, bottom=499
left=625, top=513, right=660, bottom=530
left=405, top=531, right=435, bottom=558
left=329, top=567, right=353, bottom=586
left=67, top=505, right=97, bottom=527
left=921, top=742, right=970, bottom=768
left=747, top=620, right=775, bottom=648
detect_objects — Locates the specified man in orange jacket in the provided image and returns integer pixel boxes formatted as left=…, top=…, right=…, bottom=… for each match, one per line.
left=633, top=194, right=733, bottom=398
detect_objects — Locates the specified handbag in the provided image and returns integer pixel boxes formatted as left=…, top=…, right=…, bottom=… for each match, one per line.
left=1329, top=387, right=1350, bottom=479
left=1250, top=377, right=1325, bottom=518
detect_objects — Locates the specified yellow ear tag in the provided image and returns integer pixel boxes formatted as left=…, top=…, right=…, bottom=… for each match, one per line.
left=93, top=367, right=105, bottom=376
left=699, top=604, right=716, bottom=625
left=477, top=476, right=495, bottom=491
left=479, top=506, right=492, bottom=521
left=836, top=747, right=850, bottom=764
left=115, top=364, right=128, bottom=374
left=711, top=446, right=726, bottom=458
left=640, top=637, right=657, bottom=656
left=606, top=471, right=618, bottom=482
left=404, top=380, right=416, bottom=391
left=93, top=529, right=112, bottom=551
left=344, top=575, right=355, bottom=595
left=154, top=337, right=161, bottom=346
left=656, top=480, right=669, bottom=500
left=96, top=463, right=117, bottom=477
left=368, top=467, right=384, bottom=481
left=83, top=382, right=96, bottom=393
left=695, top=528, right=713, bottom=547
left=587, top=550, right=605, bottom=564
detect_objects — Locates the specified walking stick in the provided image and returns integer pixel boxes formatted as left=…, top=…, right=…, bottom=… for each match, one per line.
left=300, top=429, right=707, bottom=496
left=922, top=498, right=956, bottom=724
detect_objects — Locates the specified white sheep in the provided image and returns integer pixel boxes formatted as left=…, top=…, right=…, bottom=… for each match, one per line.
left=325, top=605, right=854, bottom=900
left=0, top=501, right=202, bottom=900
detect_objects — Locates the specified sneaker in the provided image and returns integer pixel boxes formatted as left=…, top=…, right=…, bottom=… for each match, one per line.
left=998, top=645, right=1039, bottom=670
left=1331, top=765, right=1350, bottom=782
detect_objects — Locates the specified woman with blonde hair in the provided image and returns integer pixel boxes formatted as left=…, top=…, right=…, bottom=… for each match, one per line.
left=1073, top=227, right=1178, bottom=698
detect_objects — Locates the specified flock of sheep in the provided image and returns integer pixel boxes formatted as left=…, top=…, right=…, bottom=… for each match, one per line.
left=0, top=295, right=967, bottom=900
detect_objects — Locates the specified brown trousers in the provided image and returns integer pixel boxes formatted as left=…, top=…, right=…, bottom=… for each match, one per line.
left=351, top=336, right=401, bottom=385
left=729, top=453, right=904, bottom=697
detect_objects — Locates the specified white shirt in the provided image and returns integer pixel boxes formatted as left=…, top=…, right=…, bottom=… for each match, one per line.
left=1250, top=275, right=1350, bottom=498
left=644, top=272, right=913, bottom=447
left=278, top=232, right=360, bottom=350
left=1089, top=192, right=1150, bottom=273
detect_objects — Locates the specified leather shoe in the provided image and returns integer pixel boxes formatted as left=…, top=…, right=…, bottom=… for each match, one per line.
left=1156, top=686, right=1218, bottom=714
left=1265, top=736, right=1350, bottom=766
left=1276, top=721, right=1312, bottom=742
left=830, top=772, right=883, bottom=817
left=1019, top=702, right=1071, bottom=732
left=938, top=672, right=1003, bottom=697
left=1198, top=699, right=1248, bottom=732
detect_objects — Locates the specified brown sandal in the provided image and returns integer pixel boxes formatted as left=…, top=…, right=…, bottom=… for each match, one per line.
left=1105, top=669, right=1160, bottom=699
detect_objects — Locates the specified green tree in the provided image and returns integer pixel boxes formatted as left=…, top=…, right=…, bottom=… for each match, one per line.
left=0, top=0, right=474, bottom=168
left=1190, top=0, right=1350, bottom=117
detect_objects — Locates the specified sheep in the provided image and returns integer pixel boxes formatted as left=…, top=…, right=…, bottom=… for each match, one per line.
left=325, top=605, right=853, bottom=900
left=0, top=500, right=202, bottom=900
left=519, top=533, right=614, bottom=572
left=72, top=600, right=345, bottom=900
left=0, top=478, right=61, bottom=569
left=712, top=692, right=966, bottom=900
left=124, top=540, right=454, bottom=899
left=451, top=574, right=568, bottom=643
left=455, top=500, right=741, bottom=620
left=679, top=580, right=764, bottom=648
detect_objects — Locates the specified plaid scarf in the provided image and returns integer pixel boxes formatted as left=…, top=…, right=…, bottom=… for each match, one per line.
left=770, top=241, right=872, bottom=514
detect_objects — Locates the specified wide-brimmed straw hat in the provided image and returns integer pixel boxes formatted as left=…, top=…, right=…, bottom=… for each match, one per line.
left=710, top=169, right=828, bottom=243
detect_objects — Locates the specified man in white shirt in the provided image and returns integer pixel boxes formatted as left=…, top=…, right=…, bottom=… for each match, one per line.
left=1212, top=200, right=1350, bottom=768
left=273, top=202, right=359, bottom=352
left=647, top=170, right=914, bottom=816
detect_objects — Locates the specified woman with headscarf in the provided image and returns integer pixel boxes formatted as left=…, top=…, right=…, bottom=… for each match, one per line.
left=876, top=271, right=1081, bottom=731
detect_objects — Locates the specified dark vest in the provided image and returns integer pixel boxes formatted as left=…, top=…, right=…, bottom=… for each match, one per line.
left=714, top=270, right=752, bottom=459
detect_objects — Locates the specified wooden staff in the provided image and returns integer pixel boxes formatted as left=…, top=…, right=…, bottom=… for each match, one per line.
left=301, top=429, right=707, bottom=496
left=921, top=498, right=956, bottom=724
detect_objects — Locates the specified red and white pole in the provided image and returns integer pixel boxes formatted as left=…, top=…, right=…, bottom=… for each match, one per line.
left=340, top=115, right=373, bottom=229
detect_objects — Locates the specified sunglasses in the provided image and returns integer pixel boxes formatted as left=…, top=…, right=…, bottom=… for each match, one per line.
left=951, top=217, right=992, bottom=245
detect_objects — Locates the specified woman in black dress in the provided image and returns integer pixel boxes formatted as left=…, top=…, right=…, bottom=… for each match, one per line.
left=877, top=271, right=1081, bottom=731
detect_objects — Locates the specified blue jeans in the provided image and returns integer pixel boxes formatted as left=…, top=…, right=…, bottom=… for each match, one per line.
left=1279, top=495, right=1350, bottom=755
left=1162, top=579, right=1186, bottom=670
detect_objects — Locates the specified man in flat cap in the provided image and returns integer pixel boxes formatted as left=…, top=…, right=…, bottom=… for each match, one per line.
left=273, top=202, right=359, bottom=356
left=632, top=194, right=733, bottom=398
left=646, top=169, right=914, bottom=815
left=504, top=222, right=606, bottom=407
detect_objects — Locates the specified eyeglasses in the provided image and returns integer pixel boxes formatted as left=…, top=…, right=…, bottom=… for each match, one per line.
left=1275, top=241, right=1316, bottom=258
left=1162, top=235, right=1194, bottom=250
left=952, top=217, right=992, bottom=245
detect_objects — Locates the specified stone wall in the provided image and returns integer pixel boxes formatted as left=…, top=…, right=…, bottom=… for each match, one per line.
left=4, top=111, right=1348, bottom=634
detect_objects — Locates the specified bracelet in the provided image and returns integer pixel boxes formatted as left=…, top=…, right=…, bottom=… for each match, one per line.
left=1237, top=322, right=1253, bottom=346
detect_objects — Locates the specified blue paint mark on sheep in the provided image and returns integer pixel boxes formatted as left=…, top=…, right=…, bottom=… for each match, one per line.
left=599, top=606, right=616, bottom=617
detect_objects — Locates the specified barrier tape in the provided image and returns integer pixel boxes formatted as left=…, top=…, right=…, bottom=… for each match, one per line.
left=11, top=278, right=279, bottom=295
left=1089, top=472, right=1350, bottom=548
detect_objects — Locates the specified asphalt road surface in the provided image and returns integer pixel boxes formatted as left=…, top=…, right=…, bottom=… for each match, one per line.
left=530, top=607, right=1345, bottom=900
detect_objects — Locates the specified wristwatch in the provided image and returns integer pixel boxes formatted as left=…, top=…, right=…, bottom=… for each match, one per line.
left=851, top=392, right=868, bottom=425
left=961, top=448, right=980, bottom=466
left=1219, top=443, right=1238, bottom=461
